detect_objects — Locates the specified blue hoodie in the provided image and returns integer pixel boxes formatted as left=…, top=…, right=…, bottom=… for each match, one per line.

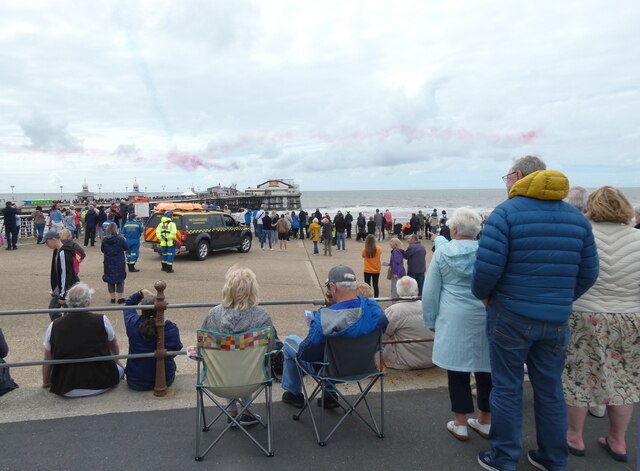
left=298, top=296, right=388, bottom=363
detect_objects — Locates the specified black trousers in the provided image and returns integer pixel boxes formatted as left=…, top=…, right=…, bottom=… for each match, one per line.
left=363, top=272, right=380, bottom=298
left=84, top=226, right=96, bottom=246
left=447, top=370, right=492, bottom=414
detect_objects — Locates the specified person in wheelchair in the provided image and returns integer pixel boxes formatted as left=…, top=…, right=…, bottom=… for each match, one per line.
left=281, top=264, right=388, bottom=409
left=201, top=266, right=277, bottom=426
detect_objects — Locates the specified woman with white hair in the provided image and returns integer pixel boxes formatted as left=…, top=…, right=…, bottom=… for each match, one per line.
left=201, top=266, right=276, bottom=426
left=42, top=282, right=123, bottom=397
left=423, top=208, right=491, bottom=442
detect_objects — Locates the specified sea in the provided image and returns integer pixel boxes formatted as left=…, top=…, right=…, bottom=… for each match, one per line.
left=2, top=188, right=640, bottom=222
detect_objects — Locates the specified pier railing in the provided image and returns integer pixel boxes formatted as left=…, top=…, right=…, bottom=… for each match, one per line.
left=0, top=281, right=431, bottom=397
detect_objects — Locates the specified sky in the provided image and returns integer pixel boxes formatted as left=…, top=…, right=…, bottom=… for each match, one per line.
left=1, top=0, right=639, bottom=194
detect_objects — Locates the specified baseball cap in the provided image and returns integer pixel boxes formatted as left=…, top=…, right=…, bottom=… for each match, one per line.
left=43, top=231, right=60, bottom=242
left=326, top=265, right=356, bottom=284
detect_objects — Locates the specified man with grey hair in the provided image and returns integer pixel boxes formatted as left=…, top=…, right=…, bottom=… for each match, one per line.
left=473, top=155, right=598, bottom=471
left=42, top=282, right=123, bottom=397
left=565, top=186, right=589, bottom=213
left=382, top=276, right=434, bottom=370
left=281, top=265, right=388, bottom=408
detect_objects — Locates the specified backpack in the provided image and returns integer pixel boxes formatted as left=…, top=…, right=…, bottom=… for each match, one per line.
left=270, top=338, right=284, bottom=382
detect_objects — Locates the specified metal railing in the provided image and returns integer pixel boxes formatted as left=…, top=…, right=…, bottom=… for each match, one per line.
left=0, top=284, right=432, bottom=397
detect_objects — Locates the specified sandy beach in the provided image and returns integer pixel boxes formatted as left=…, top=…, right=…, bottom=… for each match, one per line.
left=0, top=233, right=443, bottom=423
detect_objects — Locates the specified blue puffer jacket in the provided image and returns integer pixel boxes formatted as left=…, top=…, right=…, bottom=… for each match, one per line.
left=298, top=296, right=389, bottom=363
left=472, top=170, right=599, bottom=323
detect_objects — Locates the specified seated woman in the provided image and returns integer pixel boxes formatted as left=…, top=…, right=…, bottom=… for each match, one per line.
left=0, top=328, right=19, bottom=396
left=201, top=266, right=277, bottom=426
left=123, top=288, right=183, bottom=391
left=42, top=282, right=123, bottom=397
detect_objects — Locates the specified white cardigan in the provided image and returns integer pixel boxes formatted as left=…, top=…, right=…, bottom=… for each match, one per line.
left=573, top=222, right=640, bottom=313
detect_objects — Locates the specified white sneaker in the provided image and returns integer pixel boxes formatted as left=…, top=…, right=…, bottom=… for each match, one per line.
left=588, top=404, right=606, bottom=418
left=467, top=418, right=491, bottom=439
left=447, top=420, right=468, bottom=441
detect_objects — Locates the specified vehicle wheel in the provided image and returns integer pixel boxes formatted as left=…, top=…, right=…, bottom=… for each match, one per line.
left=237, top=235, right=252, bottom=253
left=193, top=240, right=209, bottom=261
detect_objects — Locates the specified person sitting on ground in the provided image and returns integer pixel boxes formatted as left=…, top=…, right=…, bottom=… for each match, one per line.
left=123, top=288, right=183, bottom=391
left=356, top=281, right=374, bottom=298
left=382, top=276, right=434, bottom=371
left=281, top=265, right=389, bottom=409
left=42, top=282, right=123, bottom=397
left=0, top=328, right=19, bottom=396
left=423, top=207, right=491, bottom=442
left=201, top=266, right=276, bottom=426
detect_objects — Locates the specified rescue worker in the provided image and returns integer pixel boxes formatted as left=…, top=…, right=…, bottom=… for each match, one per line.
left=121, top=214, right=144, bottom=272
left=156, top=211, right=177, bottom=273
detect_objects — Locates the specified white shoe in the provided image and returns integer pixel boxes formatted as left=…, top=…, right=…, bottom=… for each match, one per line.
left=447, top=420, right=468, bottom=441
left=588, top=405, right=606, bottom=418
left=467, top=418, right=491, bottom=439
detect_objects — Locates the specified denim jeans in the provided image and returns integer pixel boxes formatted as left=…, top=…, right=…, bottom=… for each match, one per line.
left=313, top=241, right=319, bottom=254
left=282, top=336, right=307, bottom=394
left=336, top=231, right=346, bottom=250
left=256, top=225, right=264, bottom=247
left=282, top=335, right=334, bottom=395
left=486, top=303, right=570, bottom=471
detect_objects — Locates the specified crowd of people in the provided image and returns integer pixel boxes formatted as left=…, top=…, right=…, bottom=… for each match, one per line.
left=2, top=155, right=640, bottom=470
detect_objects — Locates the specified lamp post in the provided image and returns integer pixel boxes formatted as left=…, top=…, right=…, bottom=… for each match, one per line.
left=125, top=187, right=128, bottom=197
left=10, top=185, right=15, bottom=200
left=60, top=185, right=63, bottom=199
left=97, top=183, right=102, bottom=199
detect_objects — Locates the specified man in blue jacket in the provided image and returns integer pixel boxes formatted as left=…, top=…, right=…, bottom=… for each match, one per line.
left=281, top=265, right=388, bottom=409
left=121, top=214, right=144, bottom=272
left=472, top=156, right=598, bottom=471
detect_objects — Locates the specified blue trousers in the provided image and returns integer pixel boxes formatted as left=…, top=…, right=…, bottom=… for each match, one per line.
left=256, top=225, right=264, bottom=247
left=161, top=245, right=176, bottom=265
left=126, top=239, right=140, bottom=263
left=282, top=335, right=335, bottom=395
left=336, top=231, right=346, bottom=250
left=486, top=303, right=569, bottom=471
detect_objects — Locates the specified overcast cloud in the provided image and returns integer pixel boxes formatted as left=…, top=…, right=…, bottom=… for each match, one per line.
left=0, top=0, right=639, bottom=193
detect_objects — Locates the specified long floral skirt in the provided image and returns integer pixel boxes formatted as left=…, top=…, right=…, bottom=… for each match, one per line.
left=563, top=310, right=640, bottom=407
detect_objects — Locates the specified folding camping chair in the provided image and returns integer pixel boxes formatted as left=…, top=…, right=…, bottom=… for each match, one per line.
left=292, top=329, right=385, bottom=446
left=190, top=326, right=278, bottom=460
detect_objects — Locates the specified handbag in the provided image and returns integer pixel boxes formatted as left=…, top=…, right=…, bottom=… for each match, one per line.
left=386, top=265, right=392, bottom=280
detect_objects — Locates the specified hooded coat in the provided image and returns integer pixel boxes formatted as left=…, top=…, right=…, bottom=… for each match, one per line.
left=101, top=235, right=128, bottom=284
left=423, top=239, right=490, bottom=372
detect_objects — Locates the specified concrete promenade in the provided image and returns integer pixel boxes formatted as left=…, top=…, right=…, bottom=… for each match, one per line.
left=0, top=234, right=637, bottom=469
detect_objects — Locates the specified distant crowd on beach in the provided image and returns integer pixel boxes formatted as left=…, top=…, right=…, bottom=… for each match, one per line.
left=2, top=155, right=640, bottom=470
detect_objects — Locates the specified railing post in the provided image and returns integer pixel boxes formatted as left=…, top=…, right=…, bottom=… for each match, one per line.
left=153, top=280, right=168, bottom=397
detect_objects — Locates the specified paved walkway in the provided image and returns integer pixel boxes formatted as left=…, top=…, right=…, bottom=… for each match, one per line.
left=0, top=386, right=636, bottom=470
